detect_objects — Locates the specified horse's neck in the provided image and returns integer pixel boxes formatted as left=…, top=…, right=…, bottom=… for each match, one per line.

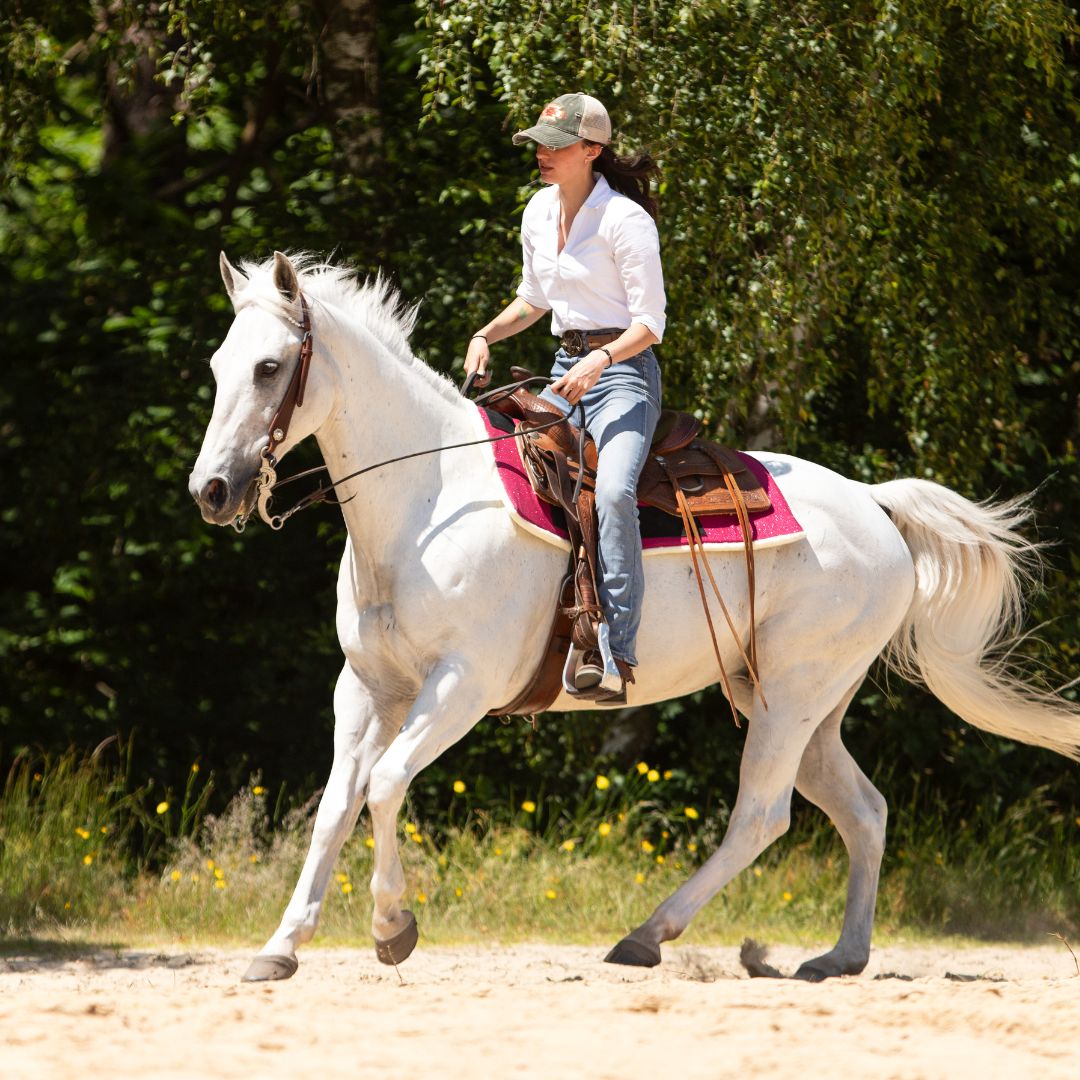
left=313, top=324, right=481, bottom=584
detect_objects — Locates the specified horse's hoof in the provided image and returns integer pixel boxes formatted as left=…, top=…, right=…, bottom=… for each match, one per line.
left=604, top=937, right=661, bottom=968
left=374, top=910, right=418, bottom=965
left=792, top=962, right=830, bottom=983
left=241, top=954, right=298, bottom=982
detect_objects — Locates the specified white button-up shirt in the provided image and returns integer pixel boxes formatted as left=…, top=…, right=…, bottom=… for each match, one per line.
left=516, top=174, right=666, bottom=343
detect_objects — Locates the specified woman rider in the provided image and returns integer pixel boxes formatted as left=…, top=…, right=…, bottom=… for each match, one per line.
left=464, top=93, right=666, bottom=698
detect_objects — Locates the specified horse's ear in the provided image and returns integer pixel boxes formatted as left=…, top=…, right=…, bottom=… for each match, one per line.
left=272, top=251, right=300, bottom=303
left=219, top=252, right=245, bottom=305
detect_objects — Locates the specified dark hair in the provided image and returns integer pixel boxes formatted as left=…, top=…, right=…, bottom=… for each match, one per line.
left=587, top=143, right=661, bottom=220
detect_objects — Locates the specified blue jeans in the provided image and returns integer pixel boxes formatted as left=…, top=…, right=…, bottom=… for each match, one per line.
left=540, top=344, right=662, bottom=666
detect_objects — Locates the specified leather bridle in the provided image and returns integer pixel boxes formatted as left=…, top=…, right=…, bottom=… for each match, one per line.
left=230, top=291, right=576, bottom=533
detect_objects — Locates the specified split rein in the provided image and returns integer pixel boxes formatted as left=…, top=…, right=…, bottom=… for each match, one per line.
left=230, top=303, right=586, bottom=532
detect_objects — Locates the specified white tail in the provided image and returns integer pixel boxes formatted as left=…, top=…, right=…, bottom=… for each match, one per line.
left=872, top=478, right=1080, bottom=761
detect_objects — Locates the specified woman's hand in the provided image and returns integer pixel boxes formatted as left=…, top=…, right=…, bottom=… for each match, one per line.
left=464, top=335, right=492, bottom=388
left=549, top=351, right=609, bottom=405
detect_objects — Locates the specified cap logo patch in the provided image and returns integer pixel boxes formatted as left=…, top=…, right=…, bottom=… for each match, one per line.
left=540, top=103, right=567, bottom=122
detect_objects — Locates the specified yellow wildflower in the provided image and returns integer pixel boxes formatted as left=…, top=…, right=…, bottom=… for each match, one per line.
left=156, top=801, right=169, bottom=815
left=365, top=837, right=375, bottom=849
left=647, top=769, right=660, bottom=782
left=595, top=774, right=611, bottom=790
left=190, top=763, right=200, bottom=774
left=335, top=872, right=348, bottom=883
left=455, top=887, right=463, bottom=898
left=214, top=867, right=224, bottom=879
left=75, top=827, right=91, bottom=840
left=249, top=853, right=259, bottom=863
left=83, top=854, right=93, bottom=865
left=545, top=889, right=557, bottom=900
left=636, top=762, right=649, bottom=775
left=416, top=892, right=427, bottom=904
left=252, top=786, right=265, bottom=796
left=661, top=830, right=669, bottom=839
left=453, top=780, right=466, bottom=794
left=663, top=770, right=673, bottom=780
left=100, top=826, right=108, bottom=834
left=215, top=879, right=227, bottom=890
left=411, top=832, right=424, bottom=844
left=635, top=872, right=645, bottom=884
left=641, top=839, right=655, bottom=854
left=598, top=822, right=612, bottom=837
left=494, top=847, right=503, bottom=856
left=688, top=842, right=697, bottom=853
left=782, top=890, right=793, bottom=902
left=656, top=855, right=665, bottom=865
left=753, top=866, right=763, bottom=877
left=170, top=870, right=182, bottom=882
left=33, top=772, right=42, bottom=781
left=341, top=882, right=353, bottom=895
left=684, top=806, right=700, bottom=820
left=560, top=839, right=576, bottom=852
left=405, top=822, right=417, bottom=834
left=206, top=859, right=215, bottom=870
left=521, top=800, right=536, bottom=813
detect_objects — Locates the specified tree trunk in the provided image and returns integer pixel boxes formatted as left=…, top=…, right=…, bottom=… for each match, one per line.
left=316, top=0, right=381, bottom=175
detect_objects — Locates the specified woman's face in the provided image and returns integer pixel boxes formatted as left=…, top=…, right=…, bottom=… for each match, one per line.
left=535, top=140, right=600, bottom=186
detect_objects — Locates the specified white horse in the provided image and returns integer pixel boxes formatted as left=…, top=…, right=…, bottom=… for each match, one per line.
left=189, top=251, right=1080, bottom=982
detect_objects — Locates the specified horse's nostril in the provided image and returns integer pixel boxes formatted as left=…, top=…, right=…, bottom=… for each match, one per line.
left=204, top=476, right=229, bottom=512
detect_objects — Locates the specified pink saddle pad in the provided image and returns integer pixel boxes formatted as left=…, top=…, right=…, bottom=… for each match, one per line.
left=477, top=407, right=804, bottom=551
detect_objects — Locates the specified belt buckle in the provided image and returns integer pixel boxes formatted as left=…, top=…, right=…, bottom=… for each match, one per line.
left=563, top=329, right=587, bottom=355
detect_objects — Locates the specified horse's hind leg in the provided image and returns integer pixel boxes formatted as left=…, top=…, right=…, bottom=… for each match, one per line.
left=606, top=690, right=823, bottom=967
left=791, top=678, right=887, bottom=981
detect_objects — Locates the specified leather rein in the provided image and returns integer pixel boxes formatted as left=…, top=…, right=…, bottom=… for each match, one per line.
left=231, top=290, right=582, bottom=533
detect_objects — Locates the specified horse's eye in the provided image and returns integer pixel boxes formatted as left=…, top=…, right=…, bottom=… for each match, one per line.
left=256, top=360, right=280, bottom=378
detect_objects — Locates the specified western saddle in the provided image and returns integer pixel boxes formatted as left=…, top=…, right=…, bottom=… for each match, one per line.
left=485, top=369, right=769, bottom=721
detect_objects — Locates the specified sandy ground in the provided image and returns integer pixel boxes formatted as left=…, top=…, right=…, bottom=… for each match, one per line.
left=1, top=939, right=1077, bottom=1079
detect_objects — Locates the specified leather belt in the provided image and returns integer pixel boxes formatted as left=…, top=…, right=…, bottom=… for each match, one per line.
left=559, top=328, right=625, bottom=356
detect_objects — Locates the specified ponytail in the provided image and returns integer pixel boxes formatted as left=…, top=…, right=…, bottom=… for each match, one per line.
left=589, top=144, right=661, bottom=220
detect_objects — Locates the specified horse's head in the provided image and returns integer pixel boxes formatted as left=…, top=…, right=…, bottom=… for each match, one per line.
left=189, top=251, right=337, bottom=526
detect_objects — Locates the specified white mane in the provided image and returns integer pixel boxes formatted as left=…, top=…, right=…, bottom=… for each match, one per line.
left=233, top=253, right=462, bottom=405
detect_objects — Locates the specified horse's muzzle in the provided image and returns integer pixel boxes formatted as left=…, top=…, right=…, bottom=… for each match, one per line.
left=190, top=470, right=256, bottom=526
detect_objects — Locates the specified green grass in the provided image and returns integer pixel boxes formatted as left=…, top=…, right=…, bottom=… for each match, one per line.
left=2, top=749, right=1078, bottom=950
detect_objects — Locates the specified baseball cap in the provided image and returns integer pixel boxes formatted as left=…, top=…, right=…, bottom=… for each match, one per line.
left=512, top=93, right=612, bottom=148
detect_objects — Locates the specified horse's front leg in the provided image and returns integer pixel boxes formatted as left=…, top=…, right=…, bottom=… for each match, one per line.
left=365, top=658, right=488, bottom=962
left=242, top=662, right=401, bottom=982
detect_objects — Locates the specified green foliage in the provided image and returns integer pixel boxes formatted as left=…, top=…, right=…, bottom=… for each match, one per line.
left=4, top=748, right=1076, bottom=943
left=0, top=1, right=1078, bottom=835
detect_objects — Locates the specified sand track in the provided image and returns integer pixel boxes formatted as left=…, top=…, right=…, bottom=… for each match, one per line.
left=2, top=941, right=1077, bottom=1078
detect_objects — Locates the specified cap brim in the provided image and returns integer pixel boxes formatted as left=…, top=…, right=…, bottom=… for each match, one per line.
left=511, top=125, right=582, bottom=149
